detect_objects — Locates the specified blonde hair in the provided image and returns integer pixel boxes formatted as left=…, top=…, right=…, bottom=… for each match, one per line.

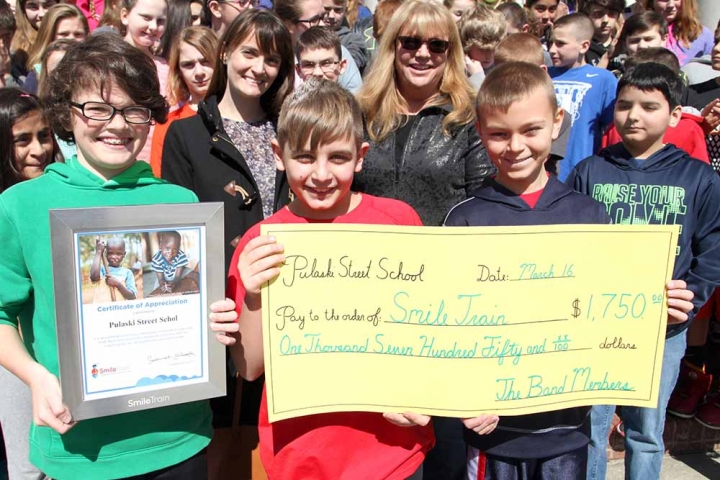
left=167, top=26, right=218, bottom=106
left=494, top=32, right=544, bottom=65
left=358, top=0, right=475, bottom=142
left=11, top=0, right=40, bottom=56
left=477, top=61, right=557, bottom=116
left=277, top=78, right=363, bottom=152
left=458, top=4, right=506, bottom=50
left=27, top=3, right=87, bottom=68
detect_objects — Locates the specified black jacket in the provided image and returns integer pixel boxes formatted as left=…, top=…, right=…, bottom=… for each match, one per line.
left=161, top=95, right=290, bottom=272
left=445, top=176, right=609, bottom=459
left=567, top=143, right=720, bottom=338
left=354, top=105, right=494, bottom=226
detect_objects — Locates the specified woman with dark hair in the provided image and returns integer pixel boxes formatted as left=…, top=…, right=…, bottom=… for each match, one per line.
left=162, top=9, right=294, bottom=272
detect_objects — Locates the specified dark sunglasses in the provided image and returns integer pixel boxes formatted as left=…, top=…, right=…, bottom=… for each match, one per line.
left=397, top=36, right=450, bottom=54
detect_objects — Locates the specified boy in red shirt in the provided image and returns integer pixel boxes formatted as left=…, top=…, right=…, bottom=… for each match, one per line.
left=210, top=79, right=437, bottom=479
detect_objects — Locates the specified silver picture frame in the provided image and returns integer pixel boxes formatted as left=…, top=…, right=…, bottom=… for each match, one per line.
left=50, top=203, right=226, bottom=421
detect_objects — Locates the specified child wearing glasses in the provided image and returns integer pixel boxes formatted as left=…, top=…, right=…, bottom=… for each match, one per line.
left=0, top=32, right=223, bottom=479
left=296, top=26, right=347, bottom=82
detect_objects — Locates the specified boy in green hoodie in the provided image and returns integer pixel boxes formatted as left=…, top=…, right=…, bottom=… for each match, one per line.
left=0, top=33, right=232, bottom=479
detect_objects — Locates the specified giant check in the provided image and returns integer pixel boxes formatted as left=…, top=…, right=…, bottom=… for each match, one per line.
left=260, top=224, right=679, bottom=422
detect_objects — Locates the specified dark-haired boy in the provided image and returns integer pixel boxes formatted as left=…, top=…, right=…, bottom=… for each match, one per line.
left=567, top=62, right=720, bottom=479
left=322, top=0, right=368, bottom=72
left=296, top=26, right=347, bottom=82
left=548, top=13, right=618, bottom=180
left=581, top=0, right=624, bottom=68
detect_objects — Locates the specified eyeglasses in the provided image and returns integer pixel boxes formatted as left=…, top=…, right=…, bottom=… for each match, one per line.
left=70, top=101, right=152, bottom=124
left=218, top=0, right=256, bottom=10
left=299, top=59, right=340, bottom=74
left=397, top=36, right=450, bottom=54
left=295, top=13, right=325, bottom=26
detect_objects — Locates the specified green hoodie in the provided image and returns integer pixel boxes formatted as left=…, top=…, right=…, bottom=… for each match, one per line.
left=0, top=157, right=212, bottom=480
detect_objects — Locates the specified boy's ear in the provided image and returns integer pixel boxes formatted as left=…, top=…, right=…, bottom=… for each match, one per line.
left=552, top=107, right=565, bottom=140
left=207, top=0, right=222, bottom=19
left=354, top=142, right=370, bottom=173
left=668, top=105, right=682, bottom=129
left=271, top=139, right=286, bottom=171
left=521, top=23, right=529, bottom=33
left=579, top=38, right=591, bottom=55
left=338, top=58, right=347, bottom=76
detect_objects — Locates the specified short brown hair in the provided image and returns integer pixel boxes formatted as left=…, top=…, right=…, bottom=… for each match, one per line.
left=458, top=4, right=506, bottom=50
left=477, top=61, right=557, bottom=116
left=277, top=78, right=363, bottom=153
left=296, top=26, right=341, bottom=60
left=42, top=32, right=168, bottom=143
left=625, top=47, right=680, bottom=74
left=552, top=13, right=595, bottom=42
left=497, top=2, right=527, bottom=32
left=494, top=33, right=544, bottom=66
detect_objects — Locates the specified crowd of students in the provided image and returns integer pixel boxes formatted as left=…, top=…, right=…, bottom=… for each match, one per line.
left=0, top=0, right=719, bottom=479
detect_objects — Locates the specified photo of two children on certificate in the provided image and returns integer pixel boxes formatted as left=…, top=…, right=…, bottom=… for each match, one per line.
left=78, top=229, right=202, bottom=304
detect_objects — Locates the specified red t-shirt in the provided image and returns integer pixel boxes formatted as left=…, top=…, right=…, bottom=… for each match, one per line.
left=520, top=188, right=544, bottom=208
left=227, top=194, right=434, bottom=480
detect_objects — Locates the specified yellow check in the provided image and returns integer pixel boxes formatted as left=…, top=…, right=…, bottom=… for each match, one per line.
left=260, top=224, right=679, bottom=422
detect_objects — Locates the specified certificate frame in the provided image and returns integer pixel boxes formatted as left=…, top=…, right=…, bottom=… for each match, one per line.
left=50, top=203, right=226, bottom=421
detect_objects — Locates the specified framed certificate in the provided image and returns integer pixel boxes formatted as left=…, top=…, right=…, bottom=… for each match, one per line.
left=50, top=203, right=226, bottom=421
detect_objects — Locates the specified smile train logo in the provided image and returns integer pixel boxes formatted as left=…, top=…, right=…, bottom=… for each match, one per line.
left=91, top=364, right=98, bottom=378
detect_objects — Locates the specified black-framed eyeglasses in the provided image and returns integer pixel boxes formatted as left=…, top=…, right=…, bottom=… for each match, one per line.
left=69, top=101, right=152, bottom=124
left=295, top=13, right=325, bottom=26
left=218, top=0, right=256, bottom=9
left=397, top=36, right=450, bottom=54
left=299, top=59, right=340, bottom=74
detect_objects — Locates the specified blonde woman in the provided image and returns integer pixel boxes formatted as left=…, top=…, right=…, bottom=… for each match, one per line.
left=356, top=0, right=493, bottom=227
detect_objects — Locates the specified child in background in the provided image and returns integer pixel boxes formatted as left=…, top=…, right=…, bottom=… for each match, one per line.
left=609, top=11, right=668, bottom=76
left=0, top=87, right=58, bottom=480
left=0, top=0, right=21, bottom=88
left=496, top=1, right=528, bottom=35
left=210, top=78, right=435, bottom=480
left=296, top=26, right=347, bottom=82
left=580, top=0, right=624, bottom=68
left=369, top=0, right=403, bottom=50
left=322, top=0, right=368, bottom=73
left=23, top=3, right=88, bottom=94
left=647, top=0, right=714, bottom=66
left=11, top=0, right=55, bottom=81
left=525, top=0, right=559, bottom=47
left=567, top=62, right=719, bottom=480
left=493, top=32, right=573, bottom=175
left=0, top=32, right=217, bottom=479
left=90, top=236, right=138, bottom=300
left=548, top=13, right=617, bottom=180
left=444, top=61, right=608, bottom=480
left=602, top=48, right=708, bottom=162
left=444, top=0, right=477, bottom=23
left=149, top=26, right=218, bottom=176
left=457, top=3, right=505, bottom=89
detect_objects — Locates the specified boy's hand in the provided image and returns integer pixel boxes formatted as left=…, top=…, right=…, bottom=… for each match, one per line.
left=209, top=298, right=239, bottom=346
left=383, top=412, right=431, bottom=427
left=95, top=237, right=106, bottom=254
left=462, top=414, right=500, bottom=435
left=239, top=236, right=285, bottom=301
left=666, top=280, right=694, bottom=324
left=701, top=99, right=720, bottom=134
left=30, top=368, right=76, bottom=434
left=464, top=54, right=484, bottom=77
left=105, top=276, right=122, bottom=289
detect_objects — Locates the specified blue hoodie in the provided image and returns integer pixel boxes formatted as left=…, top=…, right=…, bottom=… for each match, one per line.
left=443, top=176, right=609, bottom=459
left=567, top=143, right=720, bottom=338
